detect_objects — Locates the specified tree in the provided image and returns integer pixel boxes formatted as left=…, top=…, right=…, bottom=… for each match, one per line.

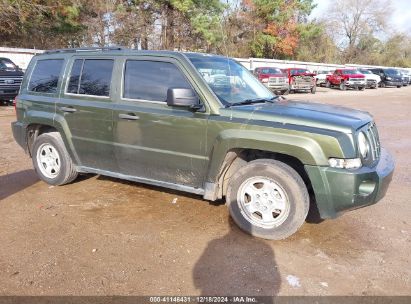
left=240, top=0, right=316, bottom=59
left=296, top=22, right=339, bottom=63
left=323, top=0, right=391, bottom=62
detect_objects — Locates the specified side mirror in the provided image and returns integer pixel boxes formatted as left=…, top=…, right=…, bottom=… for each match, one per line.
left=167, top=88, right=201, bottom=110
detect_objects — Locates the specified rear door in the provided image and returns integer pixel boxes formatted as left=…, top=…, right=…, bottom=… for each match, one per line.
left=57, top=56, right=116, bottom=171
left=22, top=57, right=65, bottom=128
left=112, top=56, right=208, bottom=190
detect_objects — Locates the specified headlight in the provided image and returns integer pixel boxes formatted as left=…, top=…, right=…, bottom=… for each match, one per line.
left=358, top=131, right=370, bottom=159
left=386, top=77, right=392, bottom=80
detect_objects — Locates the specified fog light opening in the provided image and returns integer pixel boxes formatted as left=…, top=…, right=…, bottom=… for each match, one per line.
left=358, top=180, right=377, bottom=196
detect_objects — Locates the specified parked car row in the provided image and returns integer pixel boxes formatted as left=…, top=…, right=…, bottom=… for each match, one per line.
left=253, top=67, right=316, bottom=94
left=254, top=65, right=411, bottom=94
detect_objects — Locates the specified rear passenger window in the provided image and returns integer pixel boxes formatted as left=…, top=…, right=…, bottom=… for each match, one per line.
left=28, top=59, right=64, bottom=93
left=123, top=60, right=191, bottom=102
left=67, top=59, right=114, bottom=97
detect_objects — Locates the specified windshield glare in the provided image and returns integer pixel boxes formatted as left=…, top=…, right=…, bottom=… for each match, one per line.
left=187, top=55, right=274, bottom=105
left=342, top=70, right=357, bottom=75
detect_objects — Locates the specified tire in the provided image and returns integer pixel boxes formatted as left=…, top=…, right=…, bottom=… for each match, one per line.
left=380, top=82, right=385, bottom=88
left=32, top=132, right=78, bottom=186
left=339, top=81, right=346, bottom=91
left=282, top=89, right=289, bottom=95
left=325, top=81, right=331, bottom=88
left=226, top=159, right=309, bottom=240
left=359, top=86, right=365, bottom=91
left=397, top=85, right=401, bottom=88
left=310, top=85, right=316, bottom=94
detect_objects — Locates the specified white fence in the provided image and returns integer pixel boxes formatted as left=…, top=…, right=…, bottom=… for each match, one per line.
left=236, top=57, right=411, bottom=73
left=0, top=47, right=43, bottom=70
left=1, top=47, right=410, bottom=73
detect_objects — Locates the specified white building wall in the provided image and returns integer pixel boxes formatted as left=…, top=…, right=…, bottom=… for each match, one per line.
left=1, top=47, right=410, bottom=73
left=0, top=47, right=43, bottom=70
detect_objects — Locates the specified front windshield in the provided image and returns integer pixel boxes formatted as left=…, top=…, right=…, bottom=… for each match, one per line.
left=0, top=59, right=17, bottom=71
left=385, top=69, right=399, bottom=76
left=260, top=68, right=282, bottom=74
left=187, top=54, right=274, bottom=105
left=342, top=70, right=357, bottom=75
left=291, top=68, right=310, bottom=75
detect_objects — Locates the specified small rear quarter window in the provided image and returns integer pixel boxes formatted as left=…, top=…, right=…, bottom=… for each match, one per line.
left=28, top=59, right=64, bottom=93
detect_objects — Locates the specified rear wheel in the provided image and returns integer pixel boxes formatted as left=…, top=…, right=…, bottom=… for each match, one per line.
left=397, top=85, right=401, bottom=88
left=32, top=132, right=78, bottom=185
left=226, top=159, right=309, bottom=240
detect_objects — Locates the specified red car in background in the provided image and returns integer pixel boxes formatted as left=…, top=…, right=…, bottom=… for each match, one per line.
left=282, top=68, right=316, bottom=94
left=326, top=69, right=366, bottom=91
left=253, top=67, right=289, bottom=95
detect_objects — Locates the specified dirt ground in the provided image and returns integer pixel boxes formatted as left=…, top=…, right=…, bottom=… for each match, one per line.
left=0, top=86, right=410, bottom=296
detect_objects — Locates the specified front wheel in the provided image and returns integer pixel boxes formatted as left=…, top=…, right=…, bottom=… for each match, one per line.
left=310, top=85, right=316, bottom=94
left=325, top=81, right=331, bottom=88
left=339, top=81, right=347, bottom=91
left=32, top=132, right=78, bottom=185
left=226, top=159, right=309, bottom=240
left=359, top=86, right=365, bottom=91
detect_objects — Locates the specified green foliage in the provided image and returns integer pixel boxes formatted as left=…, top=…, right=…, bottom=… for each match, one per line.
left=0, top=0, right=410, bottom=67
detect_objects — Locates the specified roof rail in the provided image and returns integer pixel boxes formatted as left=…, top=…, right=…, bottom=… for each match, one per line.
left=43, top=46, right=127, bottom=54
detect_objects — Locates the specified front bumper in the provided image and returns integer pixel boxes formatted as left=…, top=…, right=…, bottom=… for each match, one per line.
left=290, top=84, right=313, bottom=90
left=305, top=148, right=394, bottom=219
left=263, top=83, right=289, bottom=91
left=385, top=81, right=402, bottom=87
left=346, top=81, right=366, bottom=87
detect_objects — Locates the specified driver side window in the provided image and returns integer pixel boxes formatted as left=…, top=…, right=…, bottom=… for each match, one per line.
left=123, top=60, right=192, bottom=102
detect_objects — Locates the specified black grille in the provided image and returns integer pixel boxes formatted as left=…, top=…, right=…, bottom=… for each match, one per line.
left=0, top=76, right=23, bottom=88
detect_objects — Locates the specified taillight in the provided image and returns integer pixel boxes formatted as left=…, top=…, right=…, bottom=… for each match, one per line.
left=13, top=97, right=17, bottom=114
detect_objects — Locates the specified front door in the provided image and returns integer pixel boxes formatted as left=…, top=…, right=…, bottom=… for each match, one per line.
left=57, top=57, right=116, bottom=171
left=112, top=57, right=208, bottom=190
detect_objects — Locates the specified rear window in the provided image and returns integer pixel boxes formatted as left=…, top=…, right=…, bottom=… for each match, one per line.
left=28, top=59, right=64, bottom=93
left=123, top=60, right=191, bottom=102
left=67, top=59, right=114, bottom=97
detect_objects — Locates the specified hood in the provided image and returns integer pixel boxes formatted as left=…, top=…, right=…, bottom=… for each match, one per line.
left=363, top=74, right=380, bottom=80
left=0, top=70, right=24, bottom=77
left=220, top=99, right=372, bottom=133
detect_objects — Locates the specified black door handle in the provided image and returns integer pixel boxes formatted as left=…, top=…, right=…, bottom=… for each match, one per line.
left=60, top=106, right=77, bottom=113
left=119, top=113, right=140, bottom=120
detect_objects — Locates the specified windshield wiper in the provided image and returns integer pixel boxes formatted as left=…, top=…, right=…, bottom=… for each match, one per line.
left=225, top=96, right=279, bottom=108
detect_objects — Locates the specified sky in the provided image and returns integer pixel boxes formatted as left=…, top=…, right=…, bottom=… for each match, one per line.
left=310, top=0, right=411, bottom=33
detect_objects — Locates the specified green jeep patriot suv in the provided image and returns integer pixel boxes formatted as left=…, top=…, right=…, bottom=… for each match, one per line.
left=11, top=48, right=395, bottom=240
